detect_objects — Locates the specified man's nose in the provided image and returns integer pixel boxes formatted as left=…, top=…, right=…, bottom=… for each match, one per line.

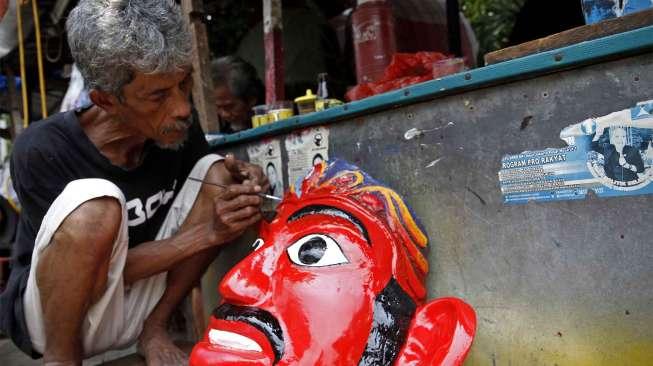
left=170, top=87, right=191, bottom=121
left=219, top=252, right=272, bottom=306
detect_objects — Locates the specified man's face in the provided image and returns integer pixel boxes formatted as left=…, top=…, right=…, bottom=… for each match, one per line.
left=115, top=68, right=193, bottom=150
left=611, top=128, right=627, bottom=151
left=215, top=84, right=252, bottom=131
left=200, top=199, right=393, bottom=365
left=312, top=155, right=324, bottom=166
left=267, top=165, right=278, bottom=184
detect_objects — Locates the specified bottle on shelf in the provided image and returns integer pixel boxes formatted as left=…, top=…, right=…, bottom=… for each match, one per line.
left=317, top=72, right=329, bottom=100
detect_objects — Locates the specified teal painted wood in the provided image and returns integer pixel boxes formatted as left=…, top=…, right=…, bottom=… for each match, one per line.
left=209, top=24, right=653, bottom=148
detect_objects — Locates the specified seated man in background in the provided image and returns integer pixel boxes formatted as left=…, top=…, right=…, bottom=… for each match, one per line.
left=0, top=1, right=267, bottom=365
left=211, top=56, right=264, bottom=134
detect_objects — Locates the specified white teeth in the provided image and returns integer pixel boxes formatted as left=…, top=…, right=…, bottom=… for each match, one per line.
left=208, top=329, right=263, bottom=352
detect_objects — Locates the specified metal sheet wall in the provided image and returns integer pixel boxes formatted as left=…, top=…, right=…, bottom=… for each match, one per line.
left=207, top=52, right=653, bottom=365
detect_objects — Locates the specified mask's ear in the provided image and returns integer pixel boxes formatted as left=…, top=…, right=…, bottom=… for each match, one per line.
left=395, top=297, right=476, bottom=366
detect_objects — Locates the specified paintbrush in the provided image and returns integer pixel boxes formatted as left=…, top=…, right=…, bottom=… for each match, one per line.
left=187, top=176, right=282, bottom=202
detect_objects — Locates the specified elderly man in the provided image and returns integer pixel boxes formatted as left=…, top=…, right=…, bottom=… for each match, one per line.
left=603, top=126, right=644, bottom=182
left=0, top=1, right=267, bottom=365
left=190, top=160, right=476, bottom=366
left=211, top=56, right=264, bottom=133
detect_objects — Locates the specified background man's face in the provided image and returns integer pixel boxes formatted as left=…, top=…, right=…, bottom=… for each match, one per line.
left=213, top=203, right=388, bottom=365
left=215, top=84, right=252, bottom=130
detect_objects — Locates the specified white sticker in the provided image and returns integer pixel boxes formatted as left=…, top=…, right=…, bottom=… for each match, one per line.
left=285, top=126, right=330, bottom=188
left=247, top=138, right=284, bottom=198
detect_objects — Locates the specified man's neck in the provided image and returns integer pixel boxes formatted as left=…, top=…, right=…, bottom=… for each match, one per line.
left=78, top=105, right=148, bottom=170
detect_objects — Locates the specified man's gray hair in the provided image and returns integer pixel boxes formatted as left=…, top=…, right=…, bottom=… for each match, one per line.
left=211, top=56, right=264, bottom=103
left=66, top=0, right=192, bottom=96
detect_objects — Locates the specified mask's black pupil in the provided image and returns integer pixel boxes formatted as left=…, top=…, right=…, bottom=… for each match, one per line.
left=298, top=237, right=327, bottom=264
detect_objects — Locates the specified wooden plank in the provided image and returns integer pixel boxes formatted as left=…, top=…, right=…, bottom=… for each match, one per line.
left=4, top=64, right=23, bottom=137
left=485, top=8, right=653, bottom=65
left=181, top=0, right=219, bottom=132
left=263, top=0, right=284, bottom=104
left=0, top=0, right=8, bottom=22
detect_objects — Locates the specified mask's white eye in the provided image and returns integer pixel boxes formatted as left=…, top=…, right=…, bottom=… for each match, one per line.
left=251, top=238, right=264, bottom=251
left=286, top=234, right=348, bottom=267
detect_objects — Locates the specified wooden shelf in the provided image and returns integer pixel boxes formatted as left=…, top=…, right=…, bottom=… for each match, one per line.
left=485, top=8, right=653, bottom=65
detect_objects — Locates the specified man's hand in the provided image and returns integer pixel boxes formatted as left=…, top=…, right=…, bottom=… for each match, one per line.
left=212, top=183, right=263, bottom=245
left=224, top=154, right=270, bottom=193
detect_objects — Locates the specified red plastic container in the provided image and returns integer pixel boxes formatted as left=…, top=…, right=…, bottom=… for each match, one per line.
left=352, top=0, right=397, bottom=84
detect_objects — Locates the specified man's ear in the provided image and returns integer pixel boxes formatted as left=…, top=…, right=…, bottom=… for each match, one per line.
left=89, top=89, right=121, bottom=114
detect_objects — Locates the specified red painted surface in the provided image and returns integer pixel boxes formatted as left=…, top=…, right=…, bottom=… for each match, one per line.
left=0, top=0, right=7, bottom=22
left=352, top=1, right=397, bottom=84
left=264, top=29, right=284, bottom=104
left=192, top=318, right=275, bottom=366
left=395, top=298, right=477, bottom=366
left=191, top=160, right=476, bottom=365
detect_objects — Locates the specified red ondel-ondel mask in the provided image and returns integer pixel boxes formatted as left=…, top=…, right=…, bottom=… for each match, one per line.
left=191, top=159, right=476, bottom=366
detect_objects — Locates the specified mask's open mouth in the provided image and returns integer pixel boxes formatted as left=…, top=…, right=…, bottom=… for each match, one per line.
left=210, top=304, right=285, bottom=363
left=192, top=318, right=276, bottom=366
left=208, top=329, right=263, bottom=352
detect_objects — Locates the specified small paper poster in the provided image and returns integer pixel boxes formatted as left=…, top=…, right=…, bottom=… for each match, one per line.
left=500, top=100, right=653, bottom=204
left=285, top=126, right=330, bottom=188
left=247, top=138, right=284, bottom=198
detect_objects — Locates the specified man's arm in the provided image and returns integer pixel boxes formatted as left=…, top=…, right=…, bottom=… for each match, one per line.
left=122, top=186, right=261, bottom=285
left=122, top=157, right=265, bottom=285
left=136, top=157, right=266, bottom=365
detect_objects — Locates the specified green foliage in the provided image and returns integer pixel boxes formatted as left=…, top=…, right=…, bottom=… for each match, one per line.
left=461, top=0, right=525, bottom=59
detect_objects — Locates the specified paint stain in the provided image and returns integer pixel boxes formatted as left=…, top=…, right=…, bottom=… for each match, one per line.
left=466, top=187, right=487, bottom=205
left=520, top=115, right=534, bottom=130
left=404, top=128, right=423, bottom=140
left=425, top=157, right=444, bottom=168
left=403, top=122, right=455, bottom=140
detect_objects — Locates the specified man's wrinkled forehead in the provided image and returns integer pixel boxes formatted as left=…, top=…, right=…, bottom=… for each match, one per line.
left=130, top=66, right=193, bottom=96
left=287, top=205, right=370, bottom=244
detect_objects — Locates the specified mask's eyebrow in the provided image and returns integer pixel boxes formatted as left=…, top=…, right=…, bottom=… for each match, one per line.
left=288, top=205, right=370, bottom=244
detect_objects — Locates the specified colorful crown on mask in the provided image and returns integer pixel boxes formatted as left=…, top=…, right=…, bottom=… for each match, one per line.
left=287, top=159, right=430, bottom=302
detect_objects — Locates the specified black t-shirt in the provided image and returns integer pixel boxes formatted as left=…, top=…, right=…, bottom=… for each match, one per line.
left=0, top=109, right=210, bottom=355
